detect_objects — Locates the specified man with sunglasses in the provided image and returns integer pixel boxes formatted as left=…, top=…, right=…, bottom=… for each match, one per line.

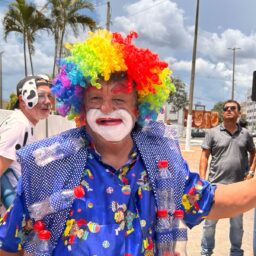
left=0, top=75, right=52, bottom=209
left=200, top=99, right=256, bottom=256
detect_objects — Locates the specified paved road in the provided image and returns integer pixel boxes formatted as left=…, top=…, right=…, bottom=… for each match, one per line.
left=179, top=137, right=204, bottom=147
left=187, top=210, right=254, bottom=255
left=180, top=144, right=254, bottom=256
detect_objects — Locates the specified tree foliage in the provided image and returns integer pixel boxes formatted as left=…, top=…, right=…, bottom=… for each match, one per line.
left=44, top=0, right=97, bottom=76
left=6, top=93, right=18, bottom=110
left=167, top=77, right=188, bottom=111
left=211, top=101, right=225, bottom=123
left=3, top=0, right=51, bottom=76
left=3, top=0, right=96, bottom=78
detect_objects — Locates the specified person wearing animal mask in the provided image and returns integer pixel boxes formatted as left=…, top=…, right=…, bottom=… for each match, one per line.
left=0, top=75, right=52, bottom=209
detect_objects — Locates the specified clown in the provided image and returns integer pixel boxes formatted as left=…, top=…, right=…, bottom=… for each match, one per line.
left=1, top=30, right=256, bottom=256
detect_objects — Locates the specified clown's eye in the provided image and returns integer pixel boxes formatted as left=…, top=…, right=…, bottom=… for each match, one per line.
left=90, top=96, right=101, bottom=101
left=113, top=98, right=124, bottom=103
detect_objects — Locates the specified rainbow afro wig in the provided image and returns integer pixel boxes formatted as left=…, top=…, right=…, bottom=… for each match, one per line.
left=52, top=29, right=175, bottom=126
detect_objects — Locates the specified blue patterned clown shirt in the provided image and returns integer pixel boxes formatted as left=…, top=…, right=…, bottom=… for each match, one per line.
left=0, top=146, right=215, bottom=255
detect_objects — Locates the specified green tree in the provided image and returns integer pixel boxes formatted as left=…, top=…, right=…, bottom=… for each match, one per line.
left=211, top=101, right=225, bottom=123
left=167, top=77, right=188, bottom=111
left=6, top=92, right=18, bottom=110
left=26, top=11, right=51, bottom=74
left=43, top=0, right=97, bottom=76
left=3, top=0, right=51, bottom=75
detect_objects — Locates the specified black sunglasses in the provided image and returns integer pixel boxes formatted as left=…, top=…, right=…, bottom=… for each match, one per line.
left=223, top=106, right=237, bottom=112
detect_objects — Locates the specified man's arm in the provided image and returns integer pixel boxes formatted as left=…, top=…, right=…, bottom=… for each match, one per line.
left=199, top=148, right=210, bottom=179
left=207, top=178, right=256, bottom=219
left=249, top=150, right=256, bottom=167
left=0, top=250, right=23, bottom=256
left=0, top=155, right=13, bottom=176
left=245, top=150, right=256, bottom=180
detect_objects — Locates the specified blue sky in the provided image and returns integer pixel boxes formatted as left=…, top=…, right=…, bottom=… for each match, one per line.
left=1, top=0, right=256, bottom=109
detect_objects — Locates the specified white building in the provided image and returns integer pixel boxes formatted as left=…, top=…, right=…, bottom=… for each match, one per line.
left=245, top=90, right=256, bottom=132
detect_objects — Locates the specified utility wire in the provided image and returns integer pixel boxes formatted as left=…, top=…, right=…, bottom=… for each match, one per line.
left=124, top=0, right=170, bottom=18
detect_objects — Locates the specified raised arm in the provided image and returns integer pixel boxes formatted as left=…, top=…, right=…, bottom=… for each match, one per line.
left=207, top=178, right=256, bottom=219
left=0, top=250, right=23, bottom=256
left=199, top=148, right=210, bottom=179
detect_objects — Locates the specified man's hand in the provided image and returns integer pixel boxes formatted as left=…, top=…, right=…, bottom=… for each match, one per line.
left=0, top=156, right=13, bottom=176
left=244, top=171, right=254, bottom=180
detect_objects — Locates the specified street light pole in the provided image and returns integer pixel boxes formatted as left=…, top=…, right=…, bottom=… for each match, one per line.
left=185, top=0, right=200, bottom=151
left=106, top=1, right=111, bottom=31
left=0, top=51, right=3, bottom=109
left=228, top=47, right=240, bottom=100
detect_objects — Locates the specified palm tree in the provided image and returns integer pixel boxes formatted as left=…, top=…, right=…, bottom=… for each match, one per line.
left=45, top=0, right=97, bottom=76
left=26, top=11, right=51, bottom=75
left=3, top=0, right=51, bottom=76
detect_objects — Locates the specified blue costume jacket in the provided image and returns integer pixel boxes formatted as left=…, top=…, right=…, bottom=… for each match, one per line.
left=0, top=121, right=215, bottom=254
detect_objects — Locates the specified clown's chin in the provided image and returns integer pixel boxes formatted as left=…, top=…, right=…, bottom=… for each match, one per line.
left=86, top=109, right=134, bottom=142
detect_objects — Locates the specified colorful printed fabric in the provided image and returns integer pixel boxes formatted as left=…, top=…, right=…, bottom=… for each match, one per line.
left=0, top=146, right=215, bottom=255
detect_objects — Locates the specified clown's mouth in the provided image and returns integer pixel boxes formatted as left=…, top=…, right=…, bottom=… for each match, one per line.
left=96, top=118, right=122, bottom=126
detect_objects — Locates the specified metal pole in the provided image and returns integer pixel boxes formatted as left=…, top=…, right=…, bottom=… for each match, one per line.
left=228, top=47, right=240, bottom=100
left=232, top=49, right=235, bottom=100
left=185, top=0, right=200, bottom=151
left=0, top=51, right=3, bottom=109
left=106, top=1, right=111, bottom=31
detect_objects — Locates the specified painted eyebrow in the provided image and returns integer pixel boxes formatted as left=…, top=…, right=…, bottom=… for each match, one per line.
left=111, top=86, right=130, bottom=94
left=86, top=86, right=103, bottom=93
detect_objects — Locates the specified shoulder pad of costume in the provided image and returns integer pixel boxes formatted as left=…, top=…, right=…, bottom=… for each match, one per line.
left=16, top=127, right=87, bottom=163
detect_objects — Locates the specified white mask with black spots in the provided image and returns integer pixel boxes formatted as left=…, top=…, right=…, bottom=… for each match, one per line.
left=22, top=79, right=38, bottom=109
left=86, top=109, right=134, bottom=142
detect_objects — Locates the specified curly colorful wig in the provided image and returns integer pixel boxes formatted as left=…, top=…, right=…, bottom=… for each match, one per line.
left=52, top=29, right=175, bottom=126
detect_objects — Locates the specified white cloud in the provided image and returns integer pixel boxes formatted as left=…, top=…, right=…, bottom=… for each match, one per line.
left=199, top=29, right=256, bottom=62
left=114, top=0, right=192, bottom=49
left=171, top=60, right=191, bottom=72
left=34, top=0, right=47, bottom=5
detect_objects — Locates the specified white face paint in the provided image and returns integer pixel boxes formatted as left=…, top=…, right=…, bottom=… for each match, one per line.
left=86, top=109, right=134, bottom=142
